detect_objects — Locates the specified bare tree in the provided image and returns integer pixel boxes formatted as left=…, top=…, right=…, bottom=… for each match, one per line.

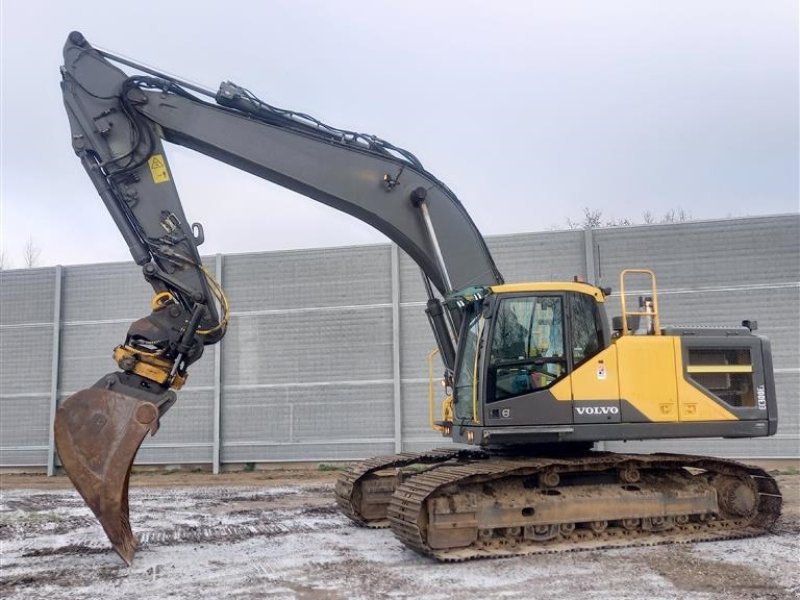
left=661, top=208, right=690, bottom=223
left=604, top=216, right=634, bottom=227
left=582, top=208, right=603, bottom=228
left=23, top=236, right=42, bottom=268
left=565, top=207, right=692, bottom=230
left=0, top=248, right=9, bottom=270
left=566, top=207, right=604, bottom=230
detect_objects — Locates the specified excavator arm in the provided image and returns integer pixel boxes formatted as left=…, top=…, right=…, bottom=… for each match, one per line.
left=55, top=31, right=502, bottom=563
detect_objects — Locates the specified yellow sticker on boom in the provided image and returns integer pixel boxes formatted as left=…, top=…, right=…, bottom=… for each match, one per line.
left=148, top=154, right=170, bottom=184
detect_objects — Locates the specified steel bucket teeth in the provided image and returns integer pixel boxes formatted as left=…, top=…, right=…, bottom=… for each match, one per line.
left=54, top=387, right=161, bottom=565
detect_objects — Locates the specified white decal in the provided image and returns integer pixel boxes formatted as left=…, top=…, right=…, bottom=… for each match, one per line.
left=596, top=362, right=607, bottom=380
left=575, top=406, right=619, bottom=416
left=501, top=408, right=511, bottom=418
left=756, top=385, right=767, bottom=410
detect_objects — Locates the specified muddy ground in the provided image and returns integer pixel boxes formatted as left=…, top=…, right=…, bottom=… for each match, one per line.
left=1, top=467, right=798, bottom=600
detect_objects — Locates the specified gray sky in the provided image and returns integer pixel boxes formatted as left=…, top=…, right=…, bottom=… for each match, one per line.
left=1, top=0, right=797, bottom=268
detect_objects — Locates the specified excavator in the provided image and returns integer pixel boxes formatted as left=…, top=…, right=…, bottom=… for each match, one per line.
left=55, top=31, right=782, bottom=564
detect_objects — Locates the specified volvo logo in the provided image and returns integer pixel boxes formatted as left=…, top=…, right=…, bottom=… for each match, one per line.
left=575, top=406, right=619, bottom=415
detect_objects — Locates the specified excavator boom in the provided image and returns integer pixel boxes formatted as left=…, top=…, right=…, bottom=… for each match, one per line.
left=55, top=31, right=501, bottom=562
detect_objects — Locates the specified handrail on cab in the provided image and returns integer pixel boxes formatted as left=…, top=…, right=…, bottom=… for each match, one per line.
left=619, top=268, right=661, bottom=336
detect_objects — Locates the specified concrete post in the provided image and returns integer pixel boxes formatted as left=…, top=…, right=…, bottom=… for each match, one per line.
left=212, top=254, right=223, bottom=474
left=391, top=244, right=402, bottom=453
left=46, top=265, right=63, bottom=476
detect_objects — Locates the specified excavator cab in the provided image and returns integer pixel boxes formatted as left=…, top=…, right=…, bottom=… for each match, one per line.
left=448, top=283, right=610, bottom=434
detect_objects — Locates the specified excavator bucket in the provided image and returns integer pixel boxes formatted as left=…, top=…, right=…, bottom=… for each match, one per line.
left=54, top=386, right=163, bottom=565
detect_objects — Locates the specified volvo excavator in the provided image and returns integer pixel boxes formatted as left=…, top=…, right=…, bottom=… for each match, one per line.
left=55, top=32, right=782, bottom=565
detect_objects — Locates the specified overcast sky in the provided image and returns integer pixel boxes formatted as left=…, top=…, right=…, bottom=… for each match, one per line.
left=1, top=1, right=797, bottom=268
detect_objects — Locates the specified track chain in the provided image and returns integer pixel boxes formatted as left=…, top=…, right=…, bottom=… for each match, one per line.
left=386, top=452, right=782, bottom=561
left=334, top=448, right=486, bottom=528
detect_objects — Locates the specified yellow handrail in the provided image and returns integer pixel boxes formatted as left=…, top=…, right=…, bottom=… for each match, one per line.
left=427, top=348, right=445, bottom=432
left=619, top=269, right=661, bottom=336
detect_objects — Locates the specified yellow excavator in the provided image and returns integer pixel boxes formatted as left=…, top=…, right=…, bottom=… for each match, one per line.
left=55, top=32, right=781, bottom=564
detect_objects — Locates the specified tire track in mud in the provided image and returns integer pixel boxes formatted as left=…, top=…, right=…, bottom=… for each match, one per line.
left=2, top=484, right=339, bottom=553
left=0, top=566, right=126, bottom=594
left=4, top=510, right=351, bottom=593
left=14, top=509, right=348, bottom=559
left=137, top=514, right=346, bottom=547
left=0, top=515, right=100, bottom=541
left=2, top=495, right=86, bottom=512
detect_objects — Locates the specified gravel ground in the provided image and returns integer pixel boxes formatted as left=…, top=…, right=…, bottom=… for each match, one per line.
left=0, top=469, right=797, bottom=600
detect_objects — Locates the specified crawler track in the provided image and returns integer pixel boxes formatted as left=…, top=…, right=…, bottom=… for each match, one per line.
left=385, top=452, right=782, bottom=561
left=334, top=448, right=485, bottom=527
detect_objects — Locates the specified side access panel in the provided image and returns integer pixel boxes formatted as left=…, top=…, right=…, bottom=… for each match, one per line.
left=615, top=336, right=679, bottom=422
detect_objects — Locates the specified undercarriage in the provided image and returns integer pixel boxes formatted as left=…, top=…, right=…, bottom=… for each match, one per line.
left=335, top=449, right=782, bottom=561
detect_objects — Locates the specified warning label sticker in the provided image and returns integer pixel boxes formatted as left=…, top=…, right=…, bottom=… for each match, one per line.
left=148, top=154, right=170, bottom=184
left=596, top=362, right=606, bottom=380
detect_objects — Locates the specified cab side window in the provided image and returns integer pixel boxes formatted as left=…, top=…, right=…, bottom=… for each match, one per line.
left=570, top=293, right=602, bottom=366
left=454, top=305, right=483, bottom=420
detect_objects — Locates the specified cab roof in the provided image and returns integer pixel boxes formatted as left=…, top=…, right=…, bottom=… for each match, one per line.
left=489, top=282, right=606, bottom=302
